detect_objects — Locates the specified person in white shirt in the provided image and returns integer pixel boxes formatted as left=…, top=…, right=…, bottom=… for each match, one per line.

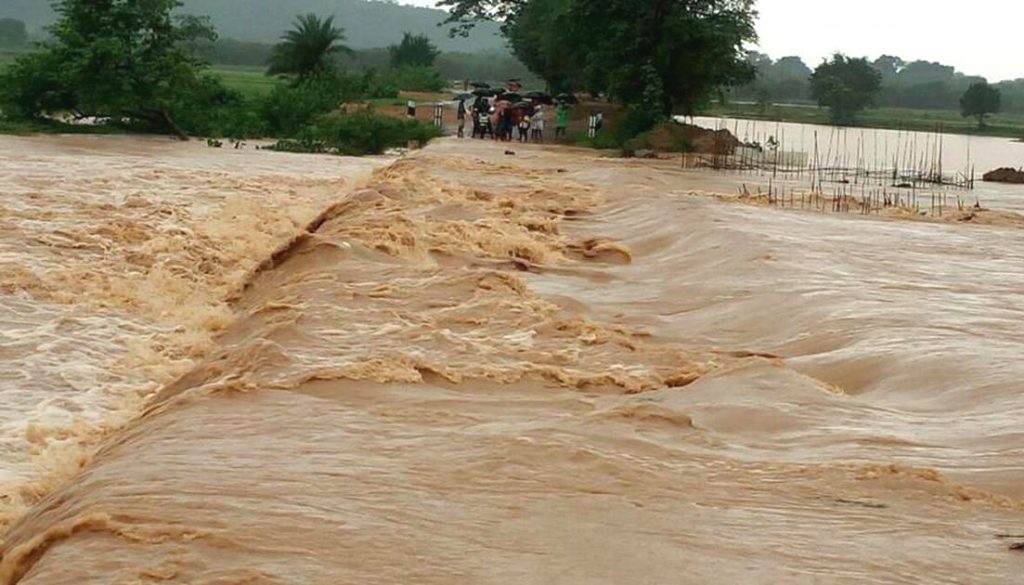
left=530, top=106, right=546, bottom=143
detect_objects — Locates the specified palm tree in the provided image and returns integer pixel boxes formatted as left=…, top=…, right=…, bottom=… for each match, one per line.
left=267, top=14, right=351, bottom=79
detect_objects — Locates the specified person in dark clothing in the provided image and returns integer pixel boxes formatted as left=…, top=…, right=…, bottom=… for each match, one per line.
left=471, top=96, right=489, bottom=138
left=502, top=109, right=515, bottom=141
left=457, top=99, right=467, bottom=138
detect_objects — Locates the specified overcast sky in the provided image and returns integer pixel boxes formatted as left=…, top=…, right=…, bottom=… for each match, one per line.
left=399, top=0, right=1021, bottom=81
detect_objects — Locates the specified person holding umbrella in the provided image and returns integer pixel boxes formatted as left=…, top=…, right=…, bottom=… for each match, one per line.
left=471, top=89, right=494, bottom=139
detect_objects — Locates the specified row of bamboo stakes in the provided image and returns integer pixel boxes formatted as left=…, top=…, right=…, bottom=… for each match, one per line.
left=739, top=180, right=979, bottom=218
left=681, top=120, right=979, bottom=218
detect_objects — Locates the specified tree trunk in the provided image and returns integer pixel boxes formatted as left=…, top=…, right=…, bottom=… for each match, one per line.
left=661, top=93, right=674, bottom=118
left=142, top=109, right=189, bottom=141
left=160, top=109, right=190, bottom=141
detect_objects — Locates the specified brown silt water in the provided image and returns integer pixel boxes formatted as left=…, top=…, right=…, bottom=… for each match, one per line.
left=1, top=135, right=1023, bottom=584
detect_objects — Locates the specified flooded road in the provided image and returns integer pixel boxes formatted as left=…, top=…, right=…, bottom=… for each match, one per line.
left=2, top=136, right=1024, bottom=583
left=0, top=135, right=388, bottom=527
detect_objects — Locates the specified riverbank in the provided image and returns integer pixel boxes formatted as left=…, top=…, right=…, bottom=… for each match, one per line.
left=702, top=102, right=1024, bottom=139
left=2, top=136, right=1024, bottom=583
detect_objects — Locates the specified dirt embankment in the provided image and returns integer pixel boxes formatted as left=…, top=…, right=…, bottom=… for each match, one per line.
left=982, top=167, right=1024, bottom=184
left=630, top=122, right=742, bottom=155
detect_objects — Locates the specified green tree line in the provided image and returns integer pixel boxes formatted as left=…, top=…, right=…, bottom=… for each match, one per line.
left=0, top=18, right=28, bottom=47
left=732, top=51, right=1024, bottom=115
left=192, top=38, right=537, bottom=85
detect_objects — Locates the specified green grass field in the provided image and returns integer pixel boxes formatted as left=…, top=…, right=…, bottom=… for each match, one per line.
left=210, top=66, right=282, bottom=98
left=0, top=56, right=281, bottom=99
left=702, top=102, right=1024, bottom=139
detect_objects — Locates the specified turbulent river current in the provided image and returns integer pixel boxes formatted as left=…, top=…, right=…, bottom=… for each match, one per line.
left=1, top=134, right=1023, bottom=584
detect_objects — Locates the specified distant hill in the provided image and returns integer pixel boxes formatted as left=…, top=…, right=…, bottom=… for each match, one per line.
left=0, top=0, right=507, bottom=53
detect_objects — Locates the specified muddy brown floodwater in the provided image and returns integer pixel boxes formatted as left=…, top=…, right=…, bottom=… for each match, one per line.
left=2, top=136, right=1024, bottom=584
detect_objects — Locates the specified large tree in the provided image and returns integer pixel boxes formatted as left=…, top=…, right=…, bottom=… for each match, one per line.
left=871, top=55, right=904, bottom=81
left=0, top=18, right=29, bottom=47
left=388, top=32, right=440, bottom=68
left=774, top=56, right=811, bottom=80
left=440, top=0, right=757, bottom=115
left=267, top=14, right=351, bottom=80
left=960, top=82, right=1001, bottom=129
left=809, top=54, right=882, bottom=124
left=0, top=0, right=217, bottom=137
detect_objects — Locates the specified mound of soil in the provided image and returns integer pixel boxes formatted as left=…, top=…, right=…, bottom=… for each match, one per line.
left=982, top=167, right=1024, bottom=183
left=631, top=122, right=741, bottom=155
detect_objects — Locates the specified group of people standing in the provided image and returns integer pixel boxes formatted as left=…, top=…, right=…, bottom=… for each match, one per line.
left=457, top=96, right=571, bottom=144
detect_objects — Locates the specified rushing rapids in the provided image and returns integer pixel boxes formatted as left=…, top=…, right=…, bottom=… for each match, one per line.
left=1, top=135, right=1023, bottom=583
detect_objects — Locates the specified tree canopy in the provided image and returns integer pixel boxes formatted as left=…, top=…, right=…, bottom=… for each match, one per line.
left=0, top=18, right=29, bottom=47
left=733, top=52, right=811, bottom=103
left=809, top=54, right=882, bottom=124
left=388, top=32, right=440, bottom=68
left=729, top=52, right=1022, bottom=115
left=0, top=0, right=219, bottom=137
left=960, top=82, right=1001, bottom=128
left=871, top=55, right=903, bottom=81
left=439, top=0, right=758, bottom=116
left=268, top=14, right=351, bottom=80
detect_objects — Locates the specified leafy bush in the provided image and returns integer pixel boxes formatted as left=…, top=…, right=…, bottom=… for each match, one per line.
left=1, top=60, right=266, bottom=138
left=0, top=52, right=69, bottom=119
left=379, top=66, right=446, bottom=93
left=571, top=107, right=662, bottom=151
left=357, top=69, right=400, bottom=99
left=610, top=107, right=661, bottom=146
left=273, top=109, right=441, bottom=156
left=258, top=69, right=387, bottom=136
left=168, top=75, right=265, bottom=138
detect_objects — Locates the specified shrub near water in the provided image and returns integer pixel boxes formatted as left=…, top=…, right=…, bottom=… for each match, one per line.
left=257, top=68, right=410, bottom=136
left=166, top=75, right=266, bottom=138
left=273, top=110, right=441, bottom=156
left=379, top=66, right=446, bottom=93
left=575, top=107, right=661, bottom=150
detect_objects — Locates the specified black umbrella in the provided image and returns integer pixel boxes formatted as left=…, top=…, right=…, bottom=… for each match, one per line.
left=498, top=92, right=522, bottom=103
left=453, top=92, right=475, bottom=101
left=470, top=81, right=491, bottom=89
left=473, top=88, right=498, bottom=97
left=556, top=93, right=579, bottom=104
left=525, top=91, right=554, bottom=105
